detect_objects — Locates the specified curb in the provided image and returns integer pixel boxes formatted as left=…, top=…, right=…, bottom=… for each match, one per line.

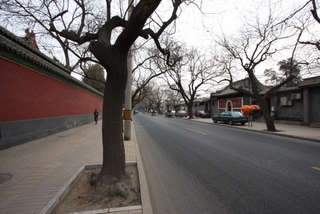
left=133, top=123, right=154, bottom=214
left=39, top=162, right=140, bottom=214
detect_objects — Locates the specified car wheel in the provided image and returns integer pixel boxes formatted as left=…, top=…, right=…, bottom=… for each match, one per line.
left=213, top=119, right=217, bottom=123
left=228, top=120, right=233, bottom=125
left=241, top=122, right=245, bottom=125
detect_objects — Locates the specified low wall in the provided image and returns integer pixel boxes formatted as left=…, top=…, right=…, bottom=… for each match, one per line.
left=0, top=114, right=101, bottom=150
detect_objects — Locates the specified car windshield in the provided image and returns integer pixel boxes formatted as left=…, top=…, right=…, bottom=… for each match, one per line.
left=231, top=112, right=244, bottom=116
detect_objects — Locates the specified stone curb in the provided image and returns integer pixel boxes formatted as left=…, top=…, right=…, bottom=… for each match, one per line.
left=39, top=162, right=140, bottom=214
left=133, top=123, right=154, bottom=214
left=67, top=205, right=142, bottom=214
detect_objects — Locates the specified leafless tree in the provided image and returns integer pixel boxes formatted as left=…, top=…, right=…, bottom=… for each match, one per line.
left=0, top=0, right=103, bottom=70
left=1, top=0, right=191, bottom=200
left=164, top=89, right=183, bottom=110
left=131, top=47, right=167, bottom=108
left=216, top=6, right=304, bottom=132
left=155, top=40, right=224, bottom=119
left=299, top=0, right=320, bottom=50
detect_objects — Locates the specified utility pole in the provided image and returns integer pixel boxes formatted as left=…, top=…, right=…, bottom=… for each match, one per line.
left=124, top=0, right=134, bottom=140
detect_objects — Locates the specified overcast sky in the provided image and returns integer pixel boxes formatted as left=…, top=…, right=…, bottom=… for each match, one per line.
left=169, top=0, right=318, bottom=86
left=174, top=0, right=309, bottom=46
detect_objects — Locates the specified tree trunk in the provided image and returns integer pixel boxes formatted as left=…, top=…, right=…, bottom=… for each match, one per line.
left=94, top=52, right=128, bottom=195
left=187, top=103, right=194, bottom=119
left=256, top=96, right=276, bottom=132
left=247, top=71, right=276, bottom=132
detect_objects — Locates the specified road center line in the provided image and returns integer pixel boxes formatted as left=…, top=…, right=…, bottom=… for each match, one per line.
left=185, top=127, right=207, bottom=135
left=311, top=166, right=320, bottom=171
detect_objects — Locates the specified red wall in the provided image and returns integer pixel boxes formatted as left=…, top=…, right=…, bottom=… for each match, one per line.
left=0, top=58, right=103, bottom=122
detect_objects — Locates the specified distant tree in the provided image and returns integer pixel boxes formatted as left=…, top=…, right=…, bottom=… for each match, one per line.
left=155, top=41, right=224, bottom=119
left=163, top=88, right=183, bottom=111
left=83, top=64, right=105, bottom=93
left=217, top=4, right=303, bottom=132
left=264, top=58, right=302, bottom=87
left=151, top=85, right=166, bottom=113
left=131, top=50, right=167, bottom=109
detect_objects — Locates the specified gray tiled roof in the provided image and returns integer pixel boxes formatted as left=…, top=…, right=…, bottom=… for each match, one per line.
left=212, top=78, right=267, bottom=97
left=277, top=86, right=300, bottom=92
left=0, top=25, right=71, bottom=74
left=299, top=76, right=320, bottom=88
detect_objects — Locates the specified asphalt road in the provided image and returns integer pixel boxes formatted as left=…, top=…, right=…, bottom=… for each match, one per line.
left=134, top=113, right=320, bottom=214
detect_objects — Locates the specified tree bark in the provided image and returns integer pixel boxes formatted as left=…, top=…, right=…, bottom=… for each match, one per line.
left=96, top=49, right=128, bottom=189
left=187, top=103, right=194, bottom=119
left=247, top=71, right=277, bottom=132
left=255, top=96, right=276, bottom=132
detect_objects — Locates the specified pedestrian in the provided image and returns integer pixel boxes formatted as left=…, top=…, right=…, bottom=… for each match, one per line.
left=93, top=109, right=99, bottom=124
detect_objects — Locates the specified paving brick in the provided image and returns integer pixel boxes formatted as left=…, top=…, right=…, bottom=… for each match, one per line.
left=0, top=121, right=143, bottom=214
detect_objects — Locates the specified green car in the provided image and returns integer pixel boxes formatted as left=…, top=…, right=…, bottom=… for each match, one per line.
left=212, top=111, right=248, bottom=125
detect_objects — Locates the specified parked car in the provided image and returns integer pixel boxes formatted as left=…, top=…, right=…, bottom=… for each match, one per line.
left=196, top=110, right=211, bottom=118
left=166, top=110, right=175, bottom=117
left=176, top=110, right=188, bottom=117
left=212, top=111, right=248, bottom=125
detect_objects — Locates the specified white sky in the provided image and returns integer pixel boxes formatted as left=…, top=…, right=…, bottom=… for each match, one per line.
left=162, top=0, right=317, bottom=92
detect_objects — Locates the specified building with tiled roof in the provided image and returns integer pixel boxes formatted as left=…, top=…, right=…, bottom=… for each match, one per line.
left=299, top=76, right=320, bottom=88
left=209, top=78, right=271, bottom=116
left=208, top=75, right=320, bottom=126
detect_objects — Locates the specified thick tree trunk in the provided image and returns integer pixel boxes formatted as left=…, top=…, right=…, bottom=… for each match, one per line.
left=247, top=71, right=276, bottom=132
left=187, top=104, right=194, bottom=119
left=256, top=96, right=276, bottom=132
left=95, top=52, right=128, bottom=192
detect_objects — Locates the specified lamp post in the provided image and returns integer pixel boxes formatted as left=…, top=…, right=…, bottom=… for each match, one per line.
left=124, top=0, right=134, bottom=140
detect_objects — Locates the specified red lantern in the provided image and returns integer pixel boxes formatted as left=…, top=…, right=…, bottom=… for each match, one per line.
left=241, top=105, right=251, bottom=115
left=251, top=105, right=260, bottom=111
left=242, top=105, right=260, bottom=115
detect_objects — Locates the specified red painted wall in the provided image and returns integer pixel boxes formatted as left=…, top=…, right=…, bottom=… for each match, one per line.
left=218, top=98, right=243, bottom=109
left=0, top=58, right=103, bottom=122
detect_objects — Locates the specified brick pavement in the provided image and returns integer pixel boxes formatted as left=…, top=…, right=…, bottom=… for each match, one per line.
left=0, top=121, right=144, bottom=214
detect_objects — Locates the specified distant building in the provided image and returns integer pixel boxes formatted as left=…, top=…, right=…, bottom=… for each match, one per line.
left=209, top=76, right=320, bottom=126
left=272, top=76, right=320, bottom=125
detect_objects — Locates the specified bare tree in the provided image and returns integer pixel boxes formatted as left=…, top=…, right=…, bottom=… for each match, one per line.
left=0, top=0, right=104, bottom=70
left=156, top=41, right=224, bottom=119
left=216, top=7, right=303, bottom=132
left=135, top=81, right=160, bottom=112
left=131, top=48, right=167, bottom=108
left=151, top=85, right=166, bottom=113
left=299, top=0, right=320, bottom=50
left=1, top=0, right=189, bottom=200
left=163, top=88, right=183, bottom=111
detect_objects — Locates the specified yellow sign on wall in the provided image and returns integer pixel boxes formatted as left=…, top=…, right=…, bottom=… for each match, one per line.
left=123, top=110, right=132, bottom=120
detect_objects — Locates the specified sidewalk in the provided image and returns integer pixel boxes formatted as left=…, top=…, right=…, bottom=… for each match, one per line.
left=0, top=121, right=150, bottom=214
left=189, top=117, right=320, bottom=143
